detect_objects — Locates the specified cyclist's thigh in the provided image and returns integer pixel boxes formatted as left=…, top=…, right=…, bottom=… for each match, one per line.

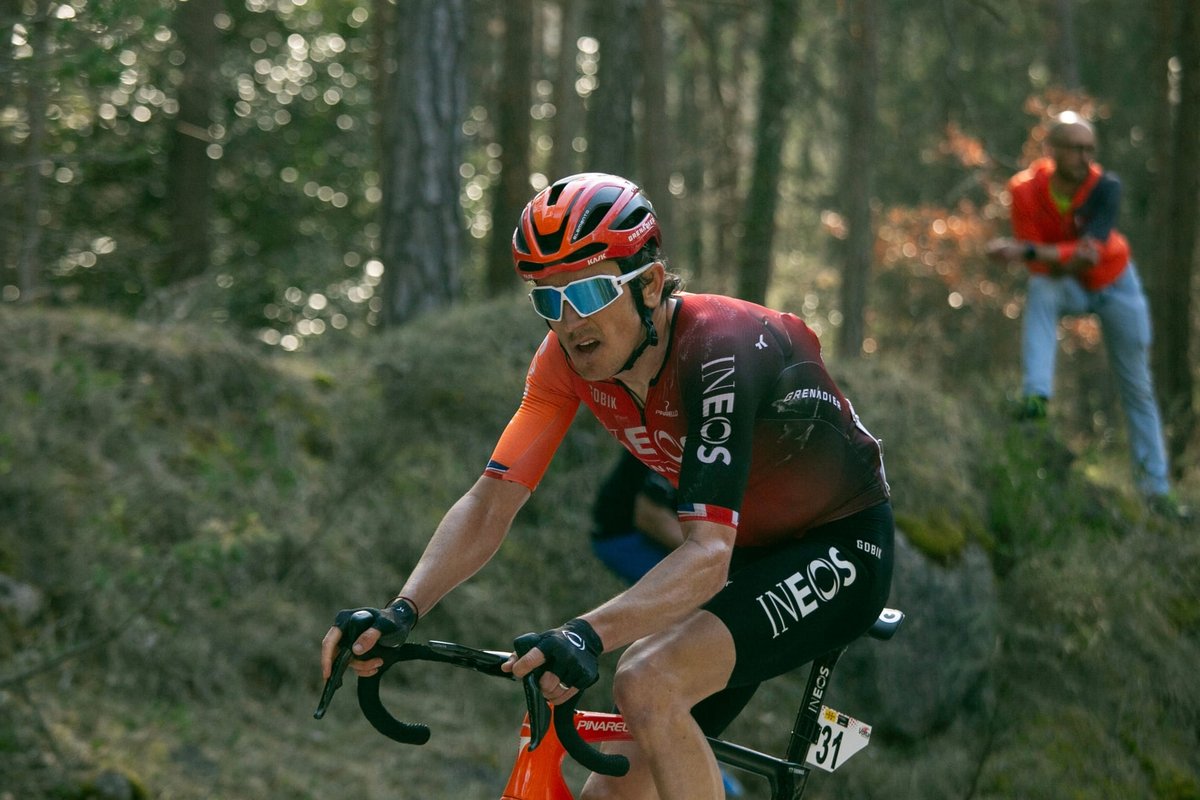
left=618, top=608, right=737, bottom=704
left=704, top=502, right=895, bottom=687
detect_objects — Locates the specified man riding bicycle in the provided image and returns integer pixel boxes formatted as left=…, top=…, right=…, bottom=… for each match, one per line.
left=321, top=173, right=895, bottom=799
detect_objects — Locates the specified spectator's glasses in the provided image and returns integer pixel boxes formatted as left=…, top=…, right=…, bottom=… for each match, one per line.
left=528, top=262, right=655, bottom=322
left=1052, top=141, right=1096, bottom=155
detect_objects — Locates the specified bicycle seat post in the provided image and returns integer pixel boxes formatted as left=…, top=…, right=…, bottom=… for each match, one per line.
left=784, top=645, right=847, bottom=766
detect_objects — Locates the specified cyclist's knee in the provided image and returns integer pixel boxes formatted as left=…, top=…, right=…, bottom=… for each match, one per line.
left=611, top=649, right=687, bottom=730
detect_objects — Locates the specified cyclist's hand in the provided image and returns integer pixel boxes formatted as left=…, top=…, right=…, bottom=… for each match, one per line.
left=505, top=619, right=603, bottom=699
left=320, top=599, right=417, bottom=679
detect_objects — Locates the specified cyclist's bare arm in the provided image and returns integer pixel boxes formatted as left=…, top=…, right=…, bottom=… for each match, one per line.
left=321, top=475, right=529, bottom=679
left=584, top=518, right=735, bottom=650
left=507, top=518, right=735, bottom=690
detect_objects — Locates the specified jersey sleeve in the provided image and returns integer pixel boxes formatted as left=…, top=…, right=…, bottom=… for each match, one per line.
left=484, top=334, right=580, bottom=491
left=673, top=312, right=788, bottom=530
left=1076, top=173, right=1121, bottom=241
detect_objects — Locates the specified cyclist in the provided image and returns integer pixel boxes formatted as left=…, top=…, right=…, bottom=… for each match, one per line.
left=321, top=173, right=895, bottom=799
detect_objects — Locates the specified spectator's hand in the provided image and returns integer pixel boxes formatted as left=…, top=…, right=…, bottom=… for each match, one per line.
left=1065, top=237, right=1100, bottom=274
left=985, top=237, right=1024, bottom=262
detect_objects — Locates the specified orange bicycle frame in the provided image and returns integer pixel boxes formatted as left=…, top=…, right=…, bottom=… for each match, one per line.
left=502, top=709, right=632, bottom=800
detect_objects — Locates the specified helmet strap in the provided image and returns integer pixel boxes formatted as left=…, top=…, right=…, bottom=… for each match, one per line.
left=619, top=287, right=659, bottom=373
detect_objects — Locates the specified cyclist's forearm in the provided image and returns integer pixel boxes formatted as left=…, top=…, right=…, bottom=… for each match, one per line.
left=399, top=476, right=529, bottom=616
left=582, top=520, right=735, bottom=651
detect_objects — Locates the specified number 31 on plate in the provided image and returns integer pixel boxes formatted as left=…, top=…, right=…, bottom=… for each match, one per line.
left=804, top=706, right=871, bottom=773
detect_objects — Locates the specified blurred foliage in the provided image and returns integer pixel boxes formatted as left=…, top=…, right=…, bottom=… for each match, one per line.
left=2, top=0, right=1192, bottom=361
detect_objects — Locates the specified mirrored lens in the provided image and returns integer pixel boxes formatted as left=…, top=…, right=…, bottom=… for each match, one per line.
left=528, top=275, right=623, bottom=321
left=529, top=287, right=563, bottom=320
left=563, top=277, right=621, bottom=317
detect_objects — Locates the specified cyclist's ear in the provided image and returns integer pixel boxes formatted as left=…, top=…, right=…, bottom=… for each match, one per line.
left=640, top=261, right=666, bottom=308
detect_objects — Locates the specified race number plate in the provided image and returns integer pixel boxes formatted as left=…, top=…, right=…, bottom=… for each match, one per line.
left=803, top=706, right=871, bottom=773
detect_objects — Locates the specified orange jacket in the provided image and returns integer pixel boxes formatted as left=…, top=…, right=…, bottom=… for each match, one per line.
left=1007, top=157, right=1130, bottom=291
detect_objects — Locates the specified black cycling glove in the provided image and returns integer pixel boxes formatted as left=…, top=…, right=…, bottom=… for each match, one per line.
left=519, top=618, right=604, bottom=690
left=333, top=597, right=418, bottom=649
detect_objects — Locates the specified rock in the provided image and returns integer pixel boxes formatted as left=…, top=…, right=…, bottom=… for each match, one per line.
left=81, top=769, right=146, bottom=800
left=833, top=529, right=999, bottom=741
left=0, top=573, right=43, bottom=627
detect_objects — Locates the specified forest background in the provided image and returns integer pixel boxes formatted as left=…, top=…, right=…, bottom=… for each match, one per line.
left=2, top=0, right=1199, bottom=798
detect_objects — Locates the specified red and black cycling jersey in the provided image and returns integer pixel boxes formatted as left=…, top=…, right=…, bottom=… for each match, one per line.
left=485, top=293, right=889, bottom=547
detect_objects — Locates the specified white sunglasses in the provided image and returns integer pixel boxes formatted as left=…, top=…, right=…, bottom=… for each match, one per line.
left=528, top=262, right=655, bottom=322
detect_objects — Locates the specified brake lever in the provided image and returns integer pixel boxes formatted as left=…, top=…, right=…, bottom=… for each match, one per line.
left=314, top=609, right=376, bottom=719
left=513, top=632, right=551, bottom=751
left=314, top=644, right=353, bottom=719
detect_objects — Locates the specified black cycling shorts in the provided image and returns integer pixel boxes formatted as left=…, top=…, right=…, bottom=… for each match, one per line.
left=691, top=501, right=894, bottom=736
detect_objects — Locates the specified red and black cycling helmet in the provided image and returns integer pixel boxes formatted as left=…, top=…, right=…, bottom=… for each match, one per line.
left=512, top=173, right=661, bottom=281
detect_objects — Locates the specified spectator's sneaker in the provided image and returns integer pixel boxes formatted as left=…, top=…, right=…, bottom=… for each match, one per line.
left=721, top=767, right=744, bottom=798
left=1147, top=493, right=1193, bottom=522
left=1015, top=394, right=1049, bottom=421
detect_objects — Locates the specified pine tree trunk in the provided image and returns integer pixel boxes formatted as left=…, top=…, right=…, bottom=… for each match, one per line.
left=736, top=0, right=801, bottom=306
left=379, top=0, right=468, bottom=325
left=837, top=0, right=878, bottom=357
left=638, top=0, right=672, bottom=245
left=1149, top=0, right=1198, bottom=471
left=485, top=0, right=533, bottom=297
left=16, top=0, right=51, bottom=301
left=165, top=0, right=221, bottom=285
left=550, top=0, right=585, bottom=181
left=586, top=0, right=642, bottom=178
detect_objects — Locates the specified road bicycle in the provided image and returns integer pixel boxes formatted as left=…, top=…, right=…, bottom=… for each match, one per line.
left=316, top=607, right=904, bottom=799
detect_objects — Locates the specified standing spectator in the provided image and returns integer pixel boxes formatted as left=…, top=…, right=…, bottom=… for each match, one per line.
left=986, top=112, right=1185, bottom=518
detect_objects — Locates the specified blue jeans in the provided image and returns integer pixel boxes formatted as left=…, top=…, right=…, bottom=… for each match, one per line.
left=1022, top=263, right=1169, bottom=496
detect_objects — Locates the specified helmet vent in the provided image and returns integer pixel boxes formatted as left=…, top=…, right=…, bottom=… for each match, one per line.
left=613, top=205, right=650, bottom=231
left=513, top=225, right=530, bottom=255
left=534, top=221, right=567, bottom=255
left=515, top=242, right=607, bottom=274
left=565, top=242, right=607, bottom=263
left=547, top=180, right=569, bottom=206
left=574, top=202, right=613, bottom=240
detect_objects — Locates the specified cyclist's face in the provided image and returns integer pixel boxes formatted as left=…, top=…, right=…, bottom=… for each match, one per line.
left=535, top=261, right=648, bottom=381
